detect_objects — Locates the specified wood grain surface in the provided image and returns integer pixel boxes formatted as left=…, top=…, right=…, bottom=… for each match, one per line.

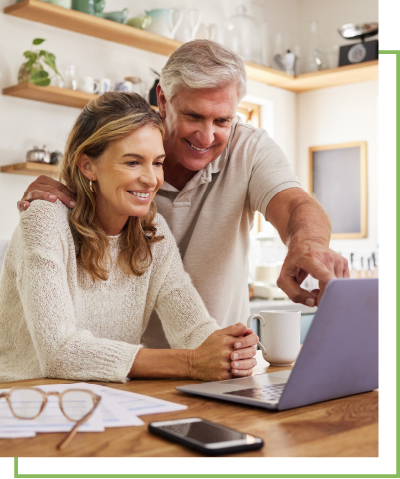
left=0, top=362, right=378, bottom=457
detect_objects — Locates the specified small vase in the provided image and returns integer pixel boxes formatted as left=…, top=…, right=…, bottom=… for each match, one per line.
left=18, top=61, right=41, bottom=83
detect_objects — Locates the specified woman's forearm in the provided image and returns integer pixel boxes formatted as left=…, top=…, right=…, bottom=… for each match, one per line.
left=128, top=324, right=259, bottom=381
left=128, top=348, right=192, bottom=378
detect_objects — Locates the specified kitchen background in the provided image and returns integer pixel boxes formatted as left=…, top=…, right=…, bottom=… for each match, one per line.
left=0, top=0, right=378, bottom=293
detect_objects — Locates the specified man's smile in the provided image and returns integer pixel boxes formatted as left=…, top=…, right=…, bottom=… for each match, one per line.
left=186, top=140, right=212, bottom=153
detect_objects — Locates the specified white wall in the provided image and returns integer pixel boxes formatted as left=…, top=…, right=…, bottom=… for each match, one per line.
left=296, top=80, right=378, bottom=254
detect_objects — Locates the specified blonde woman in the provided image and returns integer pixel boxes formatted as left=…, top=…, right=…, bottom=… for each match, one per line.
left=0, top=92, right=258, bottom=383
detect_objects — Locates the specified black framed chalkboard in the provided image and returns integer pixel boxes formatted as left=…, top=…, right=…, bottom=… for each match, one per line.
left=309, top=142, right=368, bottom=239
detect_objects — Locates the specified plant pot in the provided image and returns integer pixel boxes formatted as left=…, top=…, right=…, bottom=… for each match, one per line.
left=18, top=61, right=42, bottom=83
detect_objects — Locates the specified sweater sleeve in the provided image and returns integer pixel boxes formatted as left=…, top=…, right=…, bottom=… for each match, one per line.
left=17, top=201, right=138, bottom=383
left=153, top=216, right=219, bottom=350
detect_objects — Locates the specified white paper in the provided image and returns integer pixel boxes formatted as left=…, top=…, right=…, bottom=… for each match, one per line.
left=84, top=383, right=188, bottom=416
left=0, top=430, right=36, bottom=438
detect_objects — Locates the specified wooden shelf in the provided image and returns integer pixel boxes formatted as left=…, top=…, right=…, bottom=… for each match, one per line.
left=0, top=162, right=58, bottom=177
left=4, top=0, right=378, bottom=92
left=3, top=82, right=96, bottom=108
left=279, top=60, right=378, bottom=93
left=4, top=0, right=181, bottom=57
left=2, top=82, right=161, bottom=110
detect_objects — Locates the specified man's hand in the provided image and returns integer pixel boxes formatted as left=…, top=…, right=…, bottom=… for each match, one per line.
left=188, top=323, right=258, bottom=381
left=277, top=239, right=349, bottom=307
left=17, top=176, right=76, bottom=212
left=266, top=188, right=349, bottom=307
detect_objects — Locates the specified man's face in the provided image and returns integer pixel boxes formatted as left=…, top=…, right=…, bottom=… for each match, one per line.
left=158, top=84, right=239, bottom=172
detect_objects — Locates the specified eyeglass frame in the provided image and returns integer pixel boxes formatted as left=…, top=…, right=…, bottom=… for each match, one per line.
left=0, top=387, right=102, bottom=450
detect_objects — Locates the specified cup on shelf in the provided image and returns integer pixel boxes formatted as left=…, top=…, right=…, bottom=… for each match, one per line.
left=72, top=0, right=105, bottom=17
left=114, top=80, right=134, bottom=93
left=103, top=8, right=129, bottom=24
left=47, top=0, right=72, bottom=8
left=96, top=78, right=111, bottom=94
left=58, top=64, right=79, bottom=90
left=124, top=76, right=144, bottom=96
left=78, top=76, right=99, bottom=94
left=327, top=45, right=339, bottom=69
left=126, top=15, right=152, bottom=30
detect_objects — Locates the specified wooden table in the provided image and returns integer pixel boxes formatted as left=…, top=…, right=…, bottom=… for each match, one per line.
left=0, top=358, right=378, bottom=457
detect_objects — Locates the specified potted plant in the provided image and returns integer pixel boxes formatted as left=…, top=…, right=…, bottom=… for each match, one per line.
left=18, top=38, right=61, bottom=86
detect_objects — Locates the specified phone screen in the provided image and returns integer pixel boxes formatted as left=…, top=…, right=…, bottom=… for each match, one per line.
left=156, top=420, right=248, bottom=445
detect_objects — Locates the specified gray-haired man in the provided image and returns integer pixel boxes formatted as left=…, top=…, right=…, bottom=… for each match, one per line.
left=18, top=40, right=348, bottom=348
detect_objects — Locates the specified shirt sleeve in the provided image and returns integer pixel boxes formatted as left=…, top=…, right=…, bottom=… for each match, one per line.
left=17, top=201, right=138, bottom=383
left=153, top=216, right=219, bottom=350
left=247, top=128, right=303, bottom=217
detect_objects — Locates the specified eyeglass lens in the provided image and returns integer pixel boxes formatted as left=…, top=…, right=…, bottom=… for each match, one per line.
left=61, top=391, right=95, bottom=421
left=9, top=389, right=95, bottom=422
left=9, top=389, right=43, bottom=418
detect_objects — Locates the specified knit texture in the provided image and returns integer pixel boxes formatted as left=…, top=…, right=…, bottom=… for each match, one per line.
left=0, top=200, right=218, bottom=383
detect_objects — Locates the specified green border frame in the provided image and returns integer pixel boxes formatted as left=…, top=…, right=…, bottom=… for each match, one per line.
left=11, top=51, right=398, bottom=479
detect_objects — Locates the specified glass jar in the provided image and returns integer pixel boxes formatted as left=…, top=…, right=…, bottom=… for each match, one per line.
left=222, top=6, right=262, bottom=64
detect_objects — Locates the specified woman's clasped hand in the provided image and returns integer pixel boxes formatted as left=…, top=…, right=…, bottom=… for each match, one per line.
left=189, top=323, right=259, bottom=381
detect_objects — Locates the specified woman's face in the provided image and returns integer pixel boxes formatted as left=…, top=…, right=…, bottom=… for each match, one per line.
left=90, top=126, right=165, bottom=235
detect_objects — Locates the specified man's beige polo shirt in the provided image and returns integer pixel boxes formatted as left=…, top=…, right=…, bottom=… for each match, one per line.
left=141, top=117, right=302, bottom=349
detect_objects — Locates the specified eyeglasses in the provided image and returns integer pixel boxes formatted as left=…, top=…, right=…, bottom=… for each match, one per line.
left=0, top=387, right=101, bottom=449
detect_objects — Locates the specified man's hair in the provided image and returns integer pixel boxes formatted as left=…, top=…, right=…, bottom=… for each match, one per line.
left=59, top=92, right=164, bottom=282
left=160, top=39, right=247, bottom=101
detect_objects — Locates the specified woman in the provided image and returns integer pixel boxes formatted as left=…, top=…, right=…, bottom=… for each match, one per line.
left=0, top=92, right=257, bottom=383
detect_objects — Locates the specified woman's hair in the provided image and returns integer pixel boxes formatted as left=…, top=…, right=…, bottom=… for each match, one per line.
left=160, top=39, right=247, bottom=101
left=60, top=92, right=165, bottom=282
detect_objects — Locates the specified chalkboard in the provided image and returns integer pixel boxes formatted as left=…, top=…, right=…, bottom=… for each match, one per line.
left=309, top=142, right=367, bottom=239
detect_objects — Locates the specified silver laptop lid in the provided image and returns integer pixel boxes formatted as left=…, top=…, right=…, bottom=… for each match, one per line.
left=278, top=278, right=378, bottom=410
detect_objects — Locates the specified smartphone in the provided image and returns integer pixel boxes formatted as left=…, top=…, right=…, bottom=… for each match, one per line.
left=148, top=417, right=264, bottom=456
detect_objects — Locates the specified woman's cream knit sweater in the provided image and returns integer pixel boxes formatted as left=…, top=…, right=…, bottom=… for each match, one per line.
left=0, top=200, right=218, bottom=383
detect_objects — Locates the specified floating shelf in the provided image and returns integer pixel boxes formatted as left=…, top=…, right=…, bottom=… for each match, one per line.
left=3, top=82, right=96, bottom=108
left=4, top=0, right=378, bottom=92
left=0, top=162, right=58, bottom=177
left=280, top=60, right=379, bottom=93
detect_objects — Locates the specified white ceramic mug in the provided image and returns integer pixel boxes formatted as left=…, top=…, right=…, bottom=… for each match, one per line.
left=247, top=310, right=301, bottom=366
left=114, top=80, right=134, bottom=93
left=78, top=76, right=99, bottom=94
left=96, top=78, right=111, bottom=95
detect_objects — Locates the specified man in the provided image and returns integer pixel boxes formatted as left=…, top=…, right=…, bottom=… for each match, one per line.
left=18, top=40, right=348, bottom=348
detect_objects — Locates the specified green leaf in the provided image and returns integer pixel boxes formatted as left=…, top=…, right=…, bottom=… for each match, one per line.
left=41, top=52, right=60, bottom=75
left=30, top=77, right=51, bottom=86
left=23, top=51, right=36, bottom=60
left=32, top=38, right=46, bottom=45
left=30, top=70, right=49, bottom=80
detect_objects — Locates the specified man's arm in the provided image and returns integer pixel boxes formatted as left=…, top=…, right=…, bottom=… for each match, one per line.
left=17, top=176, right=76, bottom=212
left=266, top=188, right=349, bottom=306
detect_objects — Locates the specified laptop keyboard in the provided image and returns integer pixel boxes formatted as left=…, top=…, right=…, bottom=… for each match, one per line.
left=223, top=384, right=285, bottom=403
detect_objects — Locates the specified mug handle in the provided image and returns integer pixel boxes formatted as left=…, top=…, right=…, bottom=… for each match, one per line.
left=189, top=9, right=201, bottom=39
left=208, top=23, right=217, bottom=41
left=247, top=314, right=267, bottom=357
left=93, top=79, right=100, bottom=94
left=170, top=8, right=183, bottom=38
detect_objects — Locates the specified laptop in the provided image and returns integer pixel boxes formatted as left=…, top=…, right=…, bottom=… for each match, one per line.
left=177, top=278, right=378, bottom=411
